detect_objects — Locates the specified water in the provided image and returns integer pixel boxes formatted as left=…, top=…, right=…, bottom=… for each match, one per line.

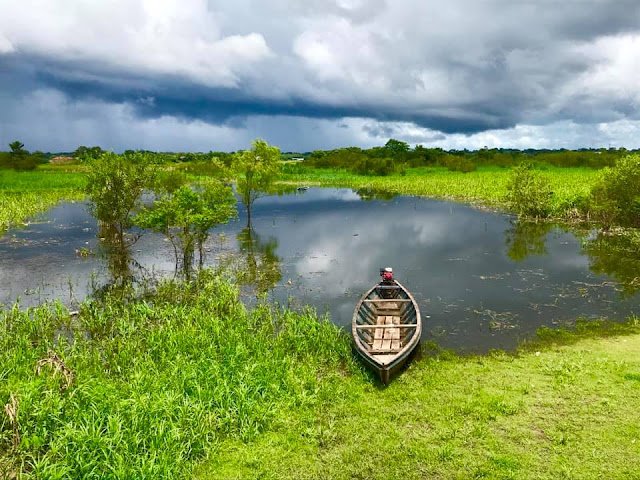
left=1, top=188, right=638, bottom=352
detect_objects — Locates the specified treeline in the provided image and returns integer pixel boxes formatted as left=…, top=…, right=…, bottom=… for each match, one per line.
left=303, top=139, right=635, bottom=175
left=0, top=141, right=48, bottom=170
left=76, top=146, right=236, bottom=166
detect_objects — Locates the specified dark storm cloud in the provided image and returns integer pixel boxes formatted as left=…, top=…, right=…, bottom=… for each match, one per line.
left=10, top=54, right=508, bottom=134
left=1, top=0, right=640, bottom=150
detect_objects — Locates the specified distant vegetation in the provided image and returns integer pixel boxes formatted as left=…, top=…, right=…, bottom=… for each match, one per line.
left=1, top=138, right=639, bottom=229
left=300, top=138, right=633, bottom=175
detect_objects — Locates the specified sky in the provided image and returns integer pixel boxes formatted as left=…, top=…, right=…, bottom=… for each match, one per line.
left=0, top=0, right=639, bottom=152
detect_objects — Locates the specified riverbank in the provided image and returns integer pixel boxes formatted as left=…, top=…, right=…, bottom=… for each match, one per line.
left=2, top=273, right=639, bottom=479
left=0, top=163, right=602, bottom=235
left=281, top=165, right=600, bottom=217
left=197, top=319, right=640, bottom=480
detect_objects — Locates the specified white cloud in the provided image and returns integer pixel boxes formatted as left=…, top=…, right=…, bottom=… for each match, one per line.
left=0, top=31, right=12, bottom=53
left=0, top=0, right=271, bottom=87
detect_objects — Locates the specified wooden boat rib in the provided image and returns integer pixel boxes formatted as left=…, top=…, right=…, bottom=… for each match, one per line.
left=351, top=280, right=421, bottom=384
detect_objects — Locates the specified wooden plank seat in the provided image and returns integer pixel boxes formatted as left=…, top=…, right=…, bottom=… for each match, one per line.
left=370, top=315, right=402, bottom=353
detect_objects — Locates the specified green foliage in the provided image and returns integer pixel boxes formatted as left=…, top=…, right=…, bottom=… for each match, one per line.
left=0, top=272, right=354, bottom=478
left=85, top=151, right=155, bottom=242
left=440, top=154, right=477, bottom=173
left=73, top=145, right=105, bottom=162
left=384, top=138, right=410, bottom=157
left=589, top=154, right=640, bottom=227
left=135, top=183, right=237, bottom=278
left=0, top=141, right=40, bottom=171
left=505, top=163, right=553, bottom=218
left=233, top=139, right=281, bottom=224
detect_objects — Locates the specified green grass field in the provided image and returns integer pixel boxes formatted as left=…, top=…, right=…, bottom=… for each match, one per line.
left=282, top=165, right=601, bottom=216
left=2, top=273, right=639, bottom=479
left=196, top=319, right=640, bottom=480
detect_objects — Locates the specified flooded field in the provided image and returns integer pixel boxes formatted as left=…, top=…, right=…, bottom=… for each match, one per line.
left=1, top=188, right=638, bottom=352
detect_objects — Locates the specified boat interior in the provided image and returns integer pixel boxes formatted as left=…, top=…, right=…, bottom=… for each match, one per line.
left=354, top=284, right=418, bottom=365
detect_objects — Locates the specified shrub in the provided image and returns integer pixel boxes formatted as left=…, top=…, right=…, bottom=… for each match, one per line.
left=589, top=154, right=640, bottom=227
left=440, top=155, right=477, bottom=173
left=505, top=162, right=553, bottom=218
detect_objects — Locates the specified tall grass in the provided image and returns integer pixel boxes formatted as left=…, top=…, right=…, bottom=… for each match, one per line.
left=0, top=271, right=355, bottom=478
left=282, top=165, right=600, bottom=216
left=0, top=168, right=86, bottom=234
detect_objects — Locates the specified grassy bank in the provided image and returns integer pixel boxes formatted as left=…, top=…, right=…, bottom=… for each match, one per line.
left=282, top=165, right=600, bottom=216
left=2, top=273, right=639, bottom=479
left=0, top=168, right=86, bottom=234
left=197, top=319, right=640, bottom=480
left=0, top=272, right=354, bottom=478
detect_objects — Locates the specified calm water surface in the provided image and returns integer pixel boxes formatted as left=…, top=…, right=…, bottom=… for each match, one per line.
left=1, top=188, right=638, bottom=352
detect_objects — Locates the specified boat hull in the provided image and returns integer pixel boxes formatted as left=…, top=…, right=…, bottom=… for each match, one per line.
left=351, top=280, right=422, bottom=385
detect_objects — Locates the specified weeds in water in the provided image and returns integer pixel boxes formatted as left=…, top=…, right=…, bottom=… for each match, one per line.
left=0, top=168, right=85, bottom=235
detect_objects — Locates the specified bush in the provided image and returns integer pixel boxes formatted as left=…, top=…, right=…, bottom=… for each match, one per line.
left=589, top=154, right=640, bottom=227
left=505, top=162, right=553, bottom=218
left=440, top=155, right=477, bottom=173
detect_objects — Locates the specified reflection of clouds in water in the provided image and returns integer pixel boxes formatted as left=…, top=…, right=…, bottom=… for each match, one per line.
left=257, top=188, right=361, bottom=207
left=3, top=188, right=640, bottom=353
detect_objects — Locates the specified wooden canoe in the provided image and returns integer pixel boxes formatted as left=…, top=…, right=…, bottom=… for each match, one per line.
left=351, top=280, right=422, bottom=384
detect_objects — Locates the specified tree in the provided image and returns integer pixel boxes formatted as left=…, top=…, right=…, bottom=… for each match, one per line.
left=85, top=151, right=155, bottom=248
left=74, top=145, right=105, bottom=162
left=135, top=183, right=237, bottom=279
left=384, top=139, right=410, bottom=157
left=233, top=139, right=281, bottom=226
left=9, top=141, right=27, bottom=156
left=1, top=140, right=37, bottom=170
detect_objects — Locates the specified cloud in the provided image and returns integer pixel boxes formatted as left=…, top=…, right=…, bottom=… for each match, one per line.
left=1, top=0, right=640, bottom=150
left=0, top=31, right=12, bottom=53
left=0, top=0, right=271, bottom=87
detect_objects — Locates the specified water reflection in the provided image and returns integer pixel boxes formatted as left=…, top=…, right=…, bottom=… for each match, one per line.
left=505, top=220, right=554, bottom=261
left=2, top=189, right=640, bottom=353
left=582, top=230, right=640, bottom=297
left=234, top=228, right=281, bottom=296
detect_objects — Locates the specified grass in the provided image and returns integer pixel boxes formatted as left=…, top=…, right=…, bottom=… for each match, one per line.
left=0, top=272, right=354, bottom=478
left=281, top=165, right=601, bottom=216
left=0, top=167, right=86, bottom=234
left=197, top=318, right=640, bottom=480
left=2, top=272, right=639, bottom=479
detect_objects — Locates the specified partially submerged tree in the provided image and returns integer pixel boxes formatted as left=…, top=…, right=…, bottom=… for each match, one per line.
left=233, top=139, right=281, bottom=226
left=86, top=151, right=155, bottom=248
left=505, top=162, right=553, bottom=219
left=136, top=182, right=237, bottom=279
left=589, top=154, right=640, bottom=228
